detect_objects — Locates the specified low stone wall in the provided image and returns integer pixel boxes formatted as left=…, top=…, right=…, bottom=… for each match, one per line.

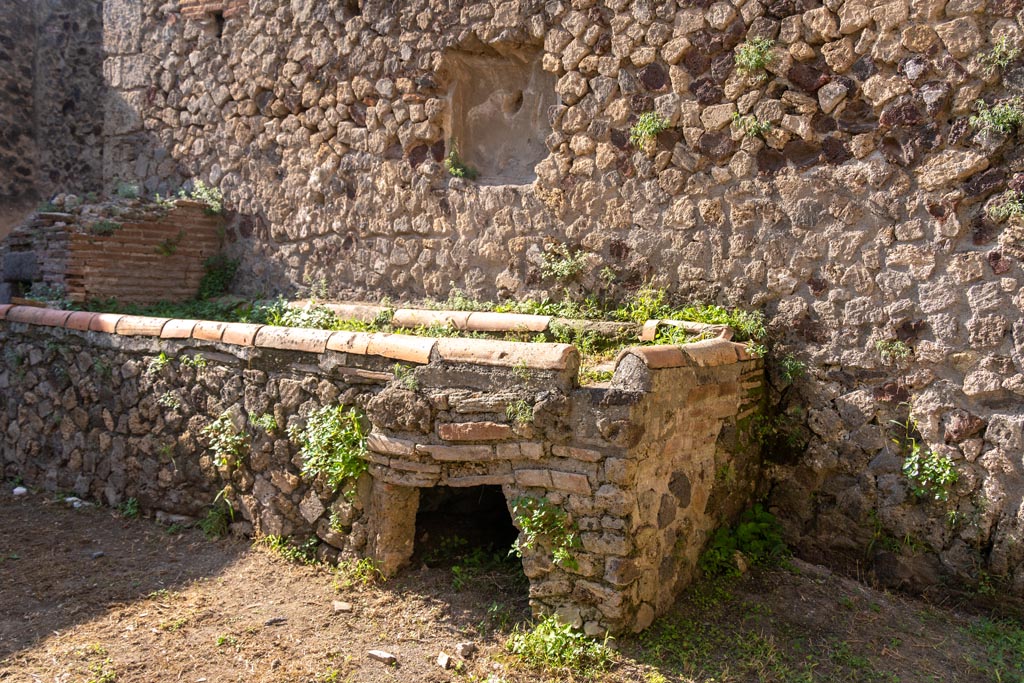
left=0, top=200, right=223, bottom=304
left=0, top=304, right=762, bottom=634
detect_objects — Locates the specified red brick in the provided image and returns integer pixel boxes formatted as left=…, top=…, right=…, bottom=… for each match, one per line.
left=64, top=311, right=97, bottom=331
left=438, top=421, right=514, bottom=442
left=365, top=334, right=435, bottom=364
left=192, top=320, right=228, bottom=342
left=115, top=315, right=169, bottom=337
left=326, top=330, right=372, bottom=355
left=221, top=323, right=262, bottom=346
left=161, top=319, right=199, bottom=339
left=434, top=338, right=579, bottom=370
left=88, top=313, right=122, bottom=333
left=254, top=326, right=332, bottom=353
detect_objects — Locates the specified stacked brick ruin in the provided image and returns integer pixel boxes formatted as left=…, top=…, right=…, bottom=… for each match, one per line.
left=0, top=201, right=222, bottom=304
left=0, top=305, right=761, bottom=634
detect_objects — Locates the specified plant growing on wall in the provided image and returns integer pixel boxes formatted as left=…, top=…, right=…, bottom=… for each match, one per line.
left=540, top=244, right=588, bottom=281
left=179, top=179, right=224, bottom=214
left=698, top=504, right=788, bottom=577
left=732, top=112, right=773, bottom=138
left=893, top=419, right=958, bottom=502
left=969, top=98, right=1024, bottom=135
left=198, top=254, right=239, bottom=300
left=288, top=405, right=368, bottom=490
left=444, top=144, right=478, bottom=180
left=201, top=412, right=248, bottom=468
left=987, top=189, right=1024, bottom=222
left=980, top=35, right=1021, bottom=74
left=628, top=111, right=670, bottom=148
left=734, top=38, right=775, bottom=77
left=89, top=219, right=122, bottom=236
left=510, top=496, right=580, bottom=570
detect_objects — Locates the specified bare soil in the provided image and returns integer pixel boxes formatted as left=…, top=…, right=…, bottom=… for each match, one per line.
left=1, top=488, right=1021, bottom=683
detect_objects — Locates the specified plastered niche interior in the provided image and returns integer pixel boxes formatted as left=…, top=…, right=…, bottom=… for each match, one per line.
left=442, top=46, right=554, bottom=185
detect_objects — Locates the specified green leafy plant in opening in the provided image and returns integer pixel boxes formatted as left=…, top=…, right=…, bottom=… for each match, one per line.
left=507, top=614, right=614, bottom=675
left=155, top=230, right=183, bottom=256
left=777, top=354, right=806, bottom=384
left=198, top=254, right=239, bottom=300
left=146, top=352, right=171, bottom=377
left=506, top=399, right=534, bottom=424
left=987, top=189, right=1024, bottom=222
left=252, top=413, right=278, bottom=433
left=392, top=363, right=418, bottom=390
left=444, top=144, right=478, bottom=180
left=540, top=244, right=588, bottom=281
left=199, top=501, right=233, bottom=538
left=969, top=97, right=1024, bottom=135
left=510, top=496, right=580, bottom=570
left=629, top=111, right=670, bottom=147
left=117, top=497, right=140, bottom=519
left=178, top=353, right=207, bottom=369
left=894, top=419, right=958, bottom=502
left=699, top=504, right=788, bottom=578
left=980, top=35, right=1021, bottom=73
left=201, top=412, right=248, bottom=468
left=89, top=219, right=123, bottom=236
left=179, top=179, right=224, bottom=214
left=734, top=37, right=775, bottom=76
left=288, top=405, right=368, bottom=491
left=877, top=339, right=912, bottom=365
left=23, top=283, right=70, bottom=309
left=157, top=391, right=181, bottom=410
left=334, top=557, right=383, bottom=589
left=732, top=112, right=773, bottom=138
left=259, top=535, right=319, bottom=565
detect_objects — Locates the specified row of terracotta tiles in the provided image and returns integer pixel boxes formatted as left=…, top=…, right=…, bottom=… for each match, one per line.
left=0, top=304, right=752, bottom=371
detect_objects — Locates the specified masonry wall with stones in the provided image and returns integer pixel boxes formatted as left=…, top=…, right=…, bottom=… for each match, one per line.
left=88, top=0, right=1024, bottom=596
left=0, top=0, right=104, bottom=217
left=0, top=199, right=223, bottom=304
left=0, top=305, right=762, bottom=634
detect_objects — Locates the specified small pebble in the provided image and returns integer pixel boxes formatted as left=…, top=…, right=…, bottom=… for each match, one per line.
left=456, top=641, right=477, bottom=658
left=90, top=551, right=105, bottom=560
left=12, top=486, right=27, bottom=496
left=264, top=616, right=287, bottom=626
left=332, top=600, right=353, bottom=613
left=368, top=649, right=398, bottom=666
left=436, top=652, right=452, bottom=669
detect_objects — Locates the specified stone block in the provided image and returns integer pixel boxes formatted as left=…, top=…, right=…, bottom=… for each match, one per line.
left=550, top=470, right=592, bottom=495
left=367, top=432, right=417, bottom=456
left=437, top=421, right=514, bottom=442
left=415, top=443, right=495, bottom=461
left=515, top=469, right=553, bottom=488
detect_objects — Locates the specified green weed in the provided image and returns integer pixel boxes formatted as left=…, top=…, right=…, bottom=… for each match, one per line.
left=198, top=254, right=238, bottom=299
left=506, top=399, right=534, bottom=425
left=89, top=220, right=123, bottom=236
left=629, top=111, right=670, bottom=147
left=179, top=179, right=224, bottom=214
left=980, top=35, right=1021, bottom=73
left=540, top=244, right=588, bottom=281
left=510, top=496, right=580, bottom=570
left=117, top=498, right=140, bottom=519
left=507, top=614, right=614, bottom=675
left=734, top=38, right=775, bottom=76
left=201, top=412, right=248, bottom=468
left=733, top=112, right=773, bottom=138
left=969, top=97, right=1024, bottom=135
left=444, top=144, right=478, bottom=180
left=288, top=405, right=368, bottom=491
left=699, top=504, right=788, bottom=578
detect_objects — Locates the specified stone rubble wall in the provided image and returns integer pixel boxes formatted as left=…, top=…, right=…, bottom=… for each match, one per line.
left=0, top=305, right=762, bottom=634
left=91, top=0, right=1024, bottom=596
left=0, top=200, right=223, bottom=304
left=0, top=0, right=104, bottom=211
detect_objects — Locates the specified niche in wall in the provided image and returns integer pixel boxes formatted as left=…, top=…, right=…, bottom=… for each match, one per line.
left=442, top=46, right=555, bottom=185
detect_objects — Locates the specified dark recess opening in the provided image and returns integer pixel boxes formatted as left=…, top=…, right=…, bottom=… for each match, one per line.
left=414, top=485, right=520, bottom=567
left=212, top=11, right=225, bottom=38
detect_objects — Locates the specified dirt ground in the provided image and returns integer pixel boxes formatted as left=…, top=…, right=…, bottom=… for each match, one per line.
left=1, top=487, right=1022, bottom=683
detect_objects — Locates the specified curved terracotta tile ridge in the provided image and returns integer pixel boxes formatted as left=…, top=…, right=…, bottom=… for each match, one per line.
left=613, top=338, right=752, bottom=370
left=434, top=337, right=578, bottom=370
